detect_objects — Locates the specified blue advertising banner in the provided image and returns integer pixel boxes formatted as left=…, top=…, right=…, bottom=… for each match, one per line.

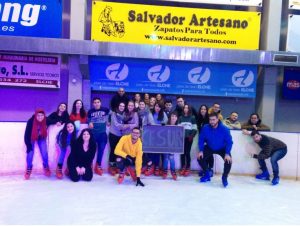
left=0, top=0, right=62, bottom=38
left=283, top=68, right=300, bottom=100
left=89, top=57, right=257, bottom=98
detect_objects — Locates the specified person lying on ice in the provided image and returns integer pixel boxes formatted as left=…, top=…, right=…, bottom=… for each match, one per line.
left=114, top=127, right=145, bottom=186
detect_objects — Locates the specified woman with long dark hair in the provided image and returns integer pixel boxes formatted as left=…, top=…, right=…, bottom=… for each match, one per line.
left=122, top=100, right=139, bottom=135
left=108, top=102, right=126, bottom=175
left=67, top=129, right=96, bottom=182
left=47, top=102, right=69, bottom=126
left=197, top=105, right=209, bottom=132
left=145, top=103, right=168, bottom=176
left=178, top=104, right=197, bottom=177
left=55, top=121, right=77, bottom=179
left=69, top=99, right=87, bottom=131
left=24, top=108, right=50, bottom=179
left=162, top=112, right=179, bottom=180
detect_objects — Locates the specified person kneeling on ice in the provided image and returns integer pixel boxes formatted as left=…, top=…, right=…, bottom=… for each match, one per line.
left=197, top=113, right=233, bottom=187
left=247, top=130, right=287, bottom=185
left=114, top=127, right=145, bottom=186
left=67, top=129, right=96, bottom=182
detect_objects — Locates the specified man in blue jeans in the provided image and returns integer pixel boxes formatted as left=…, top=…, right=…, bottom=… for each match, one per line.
left=249, top=130, right=287, bottom=185
left=88, top=97, right=110, bottom=176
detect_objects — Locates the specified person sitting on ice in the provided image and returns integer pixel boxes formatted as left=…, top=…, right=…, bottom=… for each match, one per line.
left=246, top=130, right=287, bottom=185
left=114, top=127, right=144, bottom=186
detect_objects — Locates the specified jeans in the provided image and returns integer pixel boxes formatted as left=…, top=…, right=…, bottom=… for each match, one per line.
left=26, top=138, right=49, bottom=169
left=180, top=137, right=193, bottom=169
left=258, top=148, right=287, bottom=177
left=116, top=156, right=136, bottom=173
left=94, top=132, right=107, bottom=166
left=197, top=145, right=232, bottom=178
left=148, top=153, right=161, bottom=167
left=108, top=133, right=121, bottom=164
left=163, top=154, right=175, bottom=171
left=57, top=147, right=67, bottom=166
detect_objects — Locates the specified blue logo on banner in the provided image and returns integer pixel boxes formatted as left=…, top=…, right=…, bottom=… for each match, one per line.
left=0, top=0, right=62, bottom=38
left=147, top=65, right=170, bottom=82
left=232, top=70, right=254, bottom=87
left=105, top=63, right=129, bottom=81
left=89, top=57, right=257, bottom=98
left=188, top=67, right=211, bottom=84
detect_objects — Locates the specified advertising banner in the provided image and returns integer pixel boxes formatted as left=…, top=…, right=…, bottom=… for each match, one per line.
left=286, top=15, right=300, bottom=52
left=289, top=0, right=300, bottom=10
left=142, top=125, right=184, bottom=154
left=164, top=0, right=263, bottom=7
left=0, top=0, right=62, bottom=38
left=89, top=56, right=257, bottom=98
left=0, top=53, right=61, bottom=88
left=91, top=1, right=261, bottom=50
left=283, top=68, right=300, bottom=100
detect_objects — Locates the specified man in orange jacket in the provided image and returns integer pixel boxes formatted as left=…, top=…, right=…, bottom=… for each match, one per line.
left=115, top=127, right=144, bottom=186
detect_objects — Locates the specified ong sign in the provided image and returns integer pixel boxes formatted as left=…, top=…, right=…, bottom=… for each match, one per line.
left=0, top=0, right=62, bottom=38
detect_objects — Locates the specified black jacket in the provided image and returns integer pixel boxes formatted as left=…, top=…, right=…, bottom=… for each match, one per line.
left=24, top=116, right=34, bottom=151
left=67, top=141, right=96, bottom=169
left=253, top=135, right=287, bottom=160
left=47, top=111, right=70, bottom=126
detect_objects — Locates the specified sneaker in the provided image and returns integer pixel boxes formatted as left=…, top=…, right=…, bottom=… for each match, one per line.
left=44, top=167, right=51, bottom=177
left=144, top=165, right=154, bottom=176
left=272, top=177, right=280, bottom=185
left=255, top=170, right=270, bottom=180
left=200, top=171, right=211, bottom=183
left=64, top=168, right=69, bottom=176
left=118, top=173, right=125, bottom=184
left=222, top=176, right=228, bottom=187
left=56, top=167, right=63, bottom=179
left=127, top=167, right=137, bottom=181
left=94, top=164, right=103, bottom=176
left=184, top=168, right=191, bottom=177
left=154, top=167, right=160, bottom=176
left=209, top=169, right=214, bottom=177
left=24, top=168, right=32, bottom=180
left=162, top=170, right=168, bottom=179
left=171, top=171, right=177, bottom=180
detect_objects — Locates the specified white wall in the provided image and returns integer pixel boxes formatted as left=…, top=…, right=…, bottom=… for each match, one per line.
left=0, top=122, right=299, bottom=180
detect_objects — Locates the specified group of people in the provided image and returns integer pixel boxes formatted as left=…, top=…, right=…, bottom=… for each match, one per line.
left=23, top=88, right=288, bottom=187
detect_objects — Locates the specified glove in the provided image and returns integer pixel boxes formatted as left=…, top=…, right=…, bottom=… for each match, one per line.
left=136, top=177, right=145, bottom=187
left=125, top=155, right=134, bottom=165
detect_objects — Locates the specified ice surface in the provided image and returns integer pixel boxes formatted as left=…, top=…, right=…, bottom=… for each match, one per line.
left=1, top=173, right=300, bottom=225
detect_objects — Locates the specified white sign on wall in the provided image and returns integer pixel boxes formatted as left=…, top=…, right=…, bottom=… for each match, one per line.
left=286, top=14, right=300, bottom=52
left=289, top=0, right=300, bottom=10
left=162, top=0, right=262, bottom=7
left=0, top=53, right=61, bottom=89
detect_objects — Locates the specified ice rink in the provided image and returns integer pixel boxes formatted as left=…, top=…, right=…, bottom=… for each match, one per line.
left=1, top=173, right=300, bottom=225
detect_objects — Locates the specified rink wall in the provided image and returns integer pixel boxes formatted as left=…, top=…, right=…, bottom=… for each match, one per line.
left=0, top=122, right=299, bottom=180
